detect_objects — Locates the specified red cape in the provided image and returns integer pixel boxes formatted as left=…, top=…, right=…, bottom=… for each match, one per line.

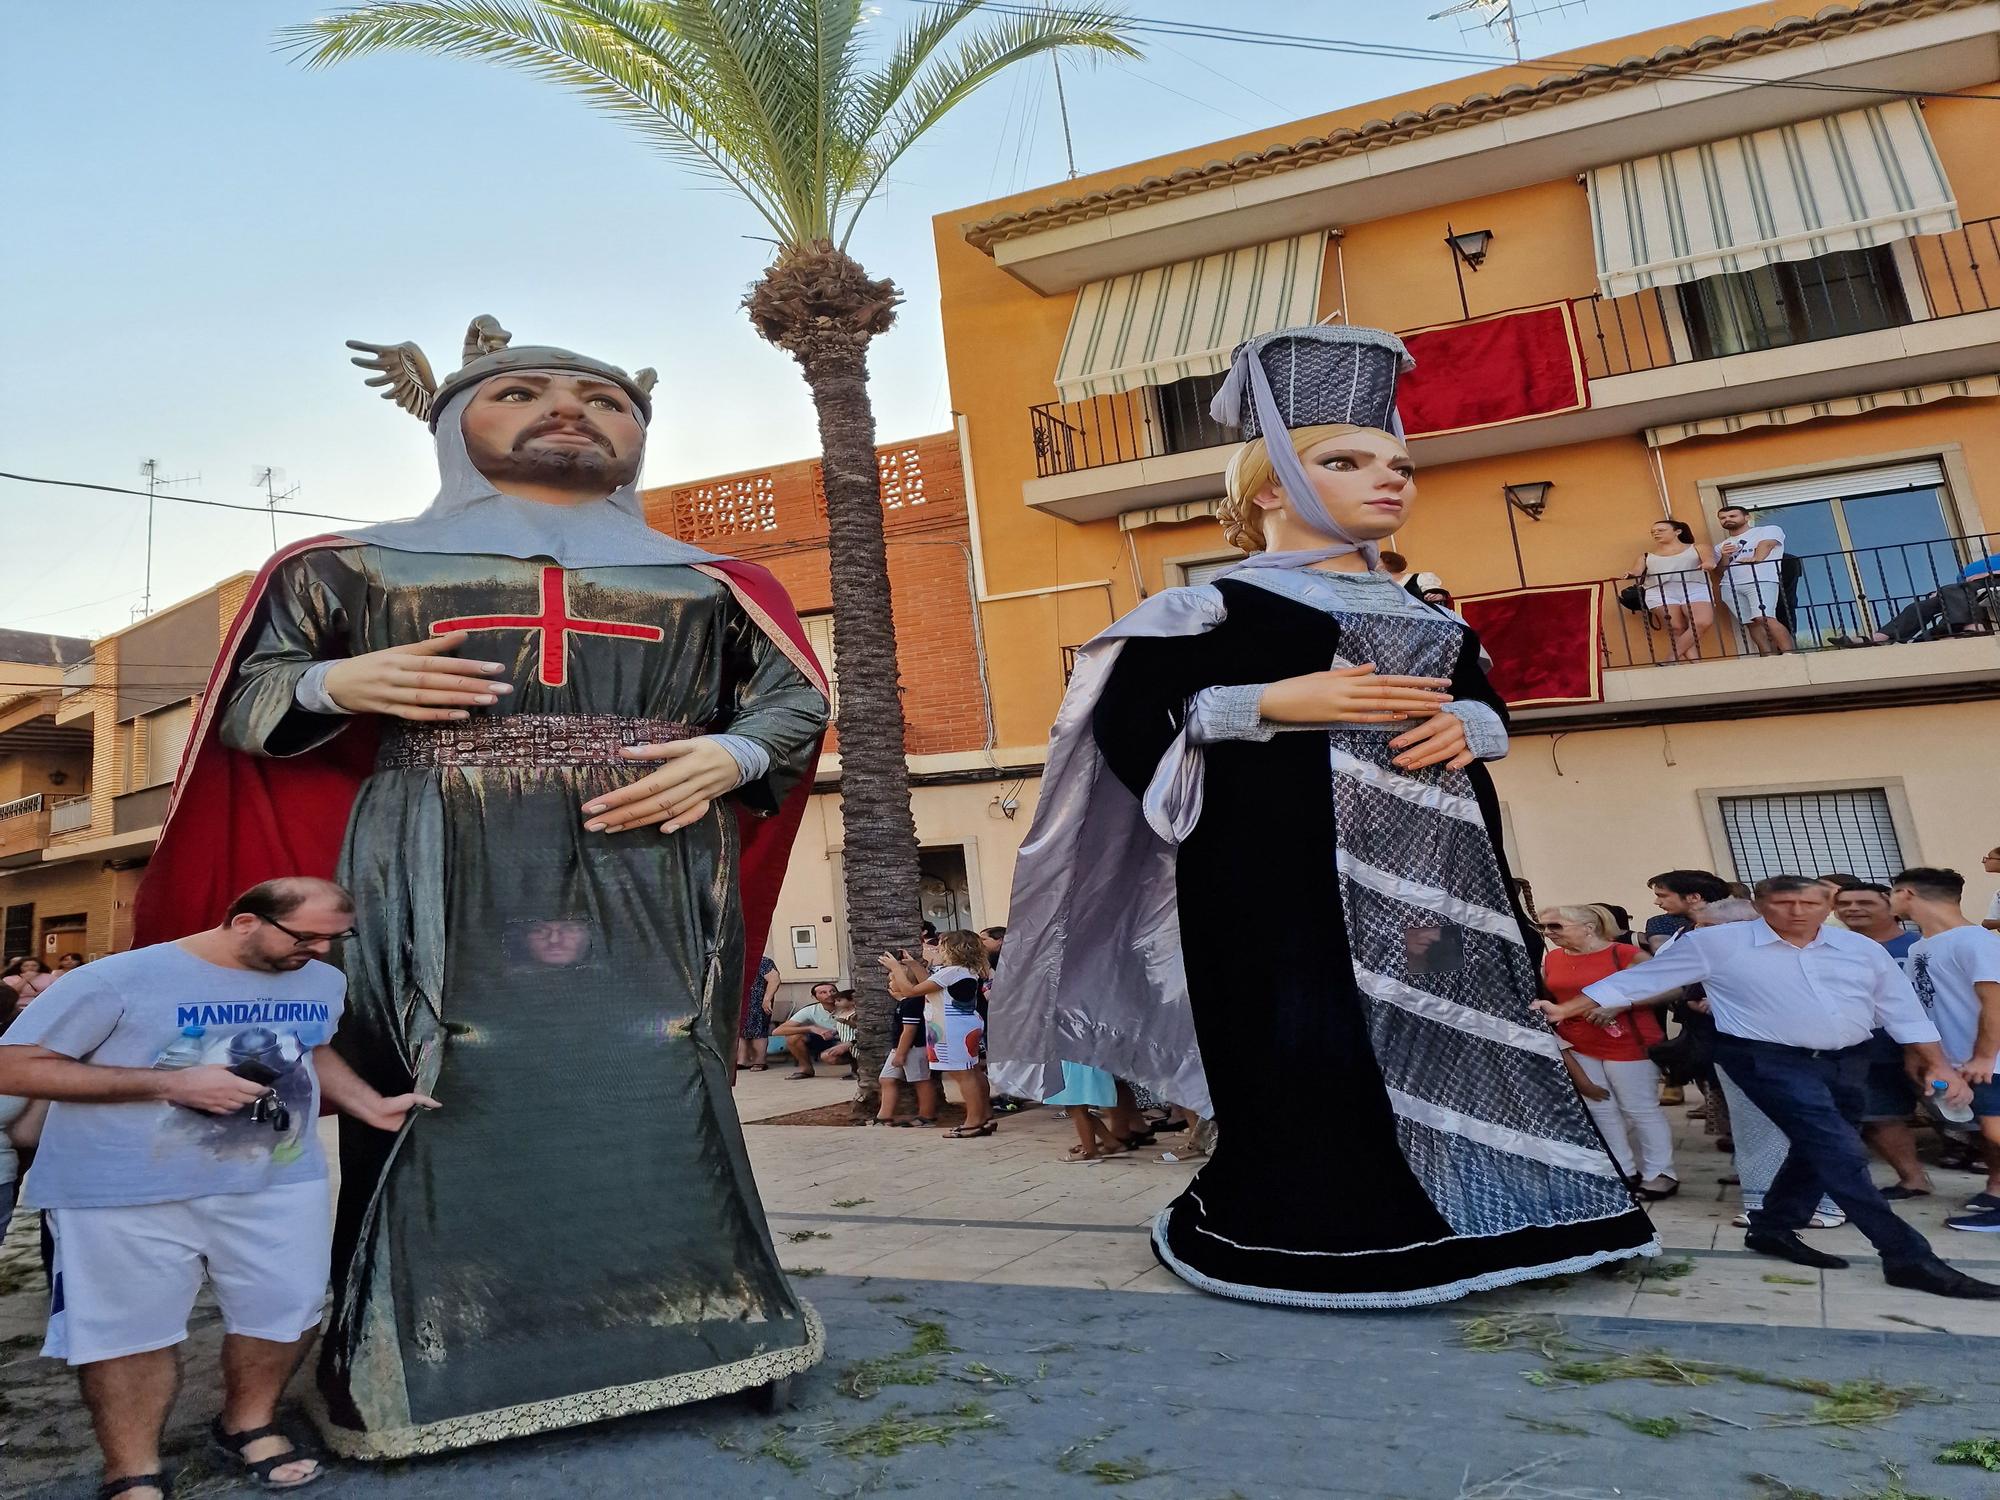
left=133, top=536, right=827, bottom=1025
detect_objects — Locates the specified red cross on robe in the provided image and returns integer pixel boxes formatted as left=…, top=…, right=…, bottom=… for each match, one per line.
left=429, top=565, right=666, bottom=686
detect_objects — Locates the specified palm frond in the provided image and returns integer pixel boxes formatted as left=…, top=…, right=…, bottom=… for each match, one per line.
left=835, top=4, right=1140, bottom=248
left=280, top=0, right=1141, bottom=254
left=276, top=1, right=797, bottom=237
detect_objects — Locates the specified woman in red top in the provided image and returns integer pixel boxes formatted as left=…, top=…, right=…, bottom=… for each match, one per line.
left=1539, top=906, right=1679, bottom=1199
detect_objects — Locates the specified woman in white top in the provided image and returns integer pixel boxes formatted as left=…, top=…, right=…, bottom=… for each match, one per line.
left=1624, top=519, right=1716, bottom=663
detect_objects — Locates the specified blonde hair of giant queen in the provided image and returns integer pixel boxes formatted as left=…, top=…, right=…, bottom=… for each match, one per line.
left=1217, top=423, right=1399, bottom=553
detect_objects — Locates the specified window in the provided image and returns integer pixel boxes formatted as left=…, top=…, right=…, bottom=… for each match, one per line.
left=800, top=613, right=837, bottom=717
left=3, top=903, right=31, bottom=964
left=1718, top=788, right=1905, bottom=885
left=1149, top=372, right=1232, bottom=457
left=1678, top=247, right=1909, bottom=360
left=1180, top=557, right=1244, bottom=588
left=1723, top=460, right=1963, bottom=645
left=141, top=703, right=195, bottom=788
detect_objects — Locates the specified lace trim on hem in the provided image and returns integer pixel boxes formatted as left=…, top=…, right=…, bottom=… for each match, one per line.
left=1154, top=1211, right=1659, bottom=1309
left=306, top=1302, right=825, bottom=1459
left=1182, top=1185, right=1643, bottom=1258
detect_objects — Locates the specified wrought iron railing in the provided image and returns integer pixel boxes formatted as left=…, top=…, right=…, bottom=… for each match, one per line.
left=0, top=793, right=45, bottom=822
left=1029, top=218, right=2000, bottom=478
left=1060, top=645, right=1081, bottom=684
left=1591, top=531, right=1999, bottom=670
left=1029, top=375, right=1231, bottom=479
left=1574, top=216, right=1997, bottom=380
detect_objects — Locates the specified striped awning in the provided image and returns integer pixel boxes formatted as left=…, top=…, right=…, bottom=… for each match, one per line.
left=1645, top=374, right=2000, bottom=447
left=1587, top=100, right=1958, bottom=300
left=1053, top=233, right=1326, bottom=402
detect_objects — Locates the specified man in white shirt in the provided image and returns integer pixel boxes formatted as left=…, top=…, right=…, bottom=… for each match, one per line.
left=1714, top=505, right=1795, bottom=656
left=1981, top=846, right=2000, bottom=933
left=1891, top=867, right=2000, bottom=1234
left=1560, top=875, right=1997, bottom=1299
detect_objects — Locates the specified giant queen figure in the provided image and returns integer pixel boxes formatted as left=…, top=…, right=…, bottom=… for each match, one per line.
left=135, top=318, right=830, bottom=1455
left=992, top=326, right=1658, bottom=1309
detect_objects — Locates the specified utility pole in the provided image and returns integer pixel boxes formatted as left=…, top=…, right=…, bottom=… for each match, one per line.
left=251, top=466, right=301, bottom=550
left=134, top=459, right=197, bottom=620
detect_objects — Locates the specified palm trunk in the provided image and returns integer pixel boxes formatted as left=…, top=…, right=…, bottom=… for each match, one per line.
left=797, top=344, right=920, bottom=1107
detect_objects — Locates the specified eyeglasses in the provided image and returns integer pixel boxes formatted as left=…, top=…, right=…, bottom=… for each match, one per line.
left=1536, top=922, right=1569, bottom=932
left=256, top=914, right=358, bottom=947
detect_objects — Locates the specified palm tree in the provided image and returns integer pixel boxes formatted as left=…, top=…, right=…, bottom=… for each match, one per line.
left=281, top=0, right=1139, bottom=1105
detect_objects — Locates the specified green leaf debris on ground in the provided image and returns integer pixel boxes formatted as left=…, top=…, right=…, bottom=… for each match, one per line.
left=838, top=1320, right=959, bottom=1399
left=1935, top=1437, right=2000, bottom=1471
left=1455, top=1313, right=1942, bottom=1433
left=784, top=1229, right=832, bottom=1243
left=830, top=1197, right=872, bottom=1208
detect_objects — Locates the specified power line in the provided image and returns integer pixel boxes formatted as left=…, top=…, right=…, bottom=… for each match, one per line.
left=0, top=471, right=372, bottom=525
left=918, top=2, right=2000, bottom=106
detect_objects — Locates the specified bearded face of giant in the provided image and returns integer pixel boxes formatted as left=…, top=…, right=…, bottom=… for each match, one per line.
left=460, top=371, right=646, bottom=498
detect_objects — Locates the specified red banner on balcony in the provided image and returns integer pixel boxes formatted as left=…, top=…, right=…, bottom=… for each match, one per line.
left=1397, top=303, right=1589, bottom=438
left=1457, top=583, right=1603, bottom=708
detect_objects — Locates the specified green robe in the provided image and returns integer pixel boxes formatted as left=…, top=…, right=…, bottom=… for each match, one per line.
left=218, top=545, right=828, bottom=1457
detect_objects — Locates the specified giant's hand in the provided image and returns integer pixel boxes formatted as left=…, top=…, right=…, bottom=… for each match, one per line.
left=321, top=632, right=511, bottom=721
left=1258, top=665, right=1449, bottom=726
left=1388, top=711, right=1474, bottom=772
left=584, top=738, right=743, bottom=835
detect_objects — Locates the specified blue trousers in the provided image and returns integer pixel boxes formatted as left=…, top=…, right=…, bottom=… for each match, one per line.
left=1713, top=1034, right=1934, bottom=1267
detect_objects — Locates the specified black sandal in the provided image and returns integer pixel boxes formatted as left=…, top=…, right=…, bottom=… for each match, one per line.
left=99, top=1479, right=172, bottom=1500
left=209, top=1419, right=325, bottom=1490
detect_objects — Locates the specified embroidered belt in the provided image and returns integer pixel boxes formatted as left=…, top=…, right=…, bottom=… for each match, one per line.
left=378, top=714, right=702, bottom=770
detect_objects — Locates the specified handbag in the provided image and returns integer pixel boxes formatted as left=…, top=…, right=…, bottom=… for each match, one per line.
left=1618, top=580, right=1648, bottom=613
left=1648, top=1001, right=1715, bottom=1087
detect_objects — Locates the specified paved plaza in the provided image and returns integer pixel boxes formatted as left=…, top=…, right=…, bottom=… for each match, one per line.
left=5, top=1074, right=1999, bottom=1498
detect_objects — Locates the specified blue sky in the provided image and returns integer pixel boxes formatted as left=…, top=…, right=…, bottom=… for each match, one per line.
left=2, top=0, right=1692, bottom=639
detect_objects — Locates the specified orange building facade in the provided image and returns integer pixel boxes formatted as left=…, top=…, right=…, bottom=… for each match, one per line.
left=927, top=0, right=2000, bottom=920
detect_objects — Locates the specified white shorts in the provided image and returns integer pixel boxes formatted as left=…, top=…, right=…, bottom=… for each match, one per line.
left=43, top=1178, right=331, bottom=1365
left=881, top=1052, right=932, bottom=1082
left=1723, top=573, right=1781, bottom=622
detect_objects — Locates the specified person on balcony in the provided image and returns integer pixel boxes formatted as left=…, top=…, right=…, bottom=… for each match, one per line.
left=1827, top=553, right=2000, bottom=647
left=1715, top=505, right=1795, bottom=655
left=991, top=324, right=1658, bottom=1309
left=1623, top=519, right=1715, bottom=662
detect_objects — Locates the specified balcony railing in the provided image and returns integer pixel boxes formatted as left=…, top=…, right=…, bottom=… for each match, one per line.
left=1588, top=532, right=1999, bottom=671
left=1030, top=219, right=2000, bottom=480
left=1575, top=217, right=1997, bottom=379
left=0, top=793, right=50, bottom=862
left=49, top=795, right=92, bottom=834
left=0, top=792, right=43, bottom=822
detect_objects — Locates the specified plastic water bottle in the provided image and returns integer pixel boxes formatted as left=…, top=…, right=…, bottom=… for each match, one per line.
left=1926, top=1078, right=1976, bottom=1128
left=152, top=1025, right=206, bottom=1070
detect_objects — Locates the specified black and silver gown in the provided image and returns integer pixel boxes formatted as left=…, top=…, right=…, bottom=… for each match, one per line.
left=1087, top=568, right=1657, bottom=1307
left=218, top=545, right=828, bottom=1455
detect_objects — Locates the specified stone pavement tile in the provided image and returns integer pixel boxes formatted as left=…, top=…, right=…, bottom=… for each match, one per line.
left=1824, top=1282, right=2000, bottom=1337
left=1633, top=1257, right=1825, bottom=1327
left=980, top=1231, right=1156, bottom=1291
left=1457, top=1271, right=1641, bottom=1319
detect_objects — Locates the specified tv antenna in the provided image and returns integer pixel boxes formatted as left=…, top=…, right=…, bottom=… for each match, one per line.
left=134, top=459, right=199, bottom=620
left=251, top=466, right=301, bottom=548
left=1427, top=0, right=1589, bottom=62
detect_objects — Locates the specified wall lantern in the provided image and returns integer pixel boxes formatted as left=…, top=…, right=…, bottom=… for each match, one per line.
left=1503, top=480, right=1553, bottom=521
left=1444, top=223, right=1495, bottom=320
left=1445, top=225, right=1495, bottom=270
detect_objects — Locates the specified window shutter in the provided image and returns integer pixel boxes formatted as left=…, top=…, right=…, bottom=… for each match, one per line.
left=1724, top=460, right=1944, bottom=511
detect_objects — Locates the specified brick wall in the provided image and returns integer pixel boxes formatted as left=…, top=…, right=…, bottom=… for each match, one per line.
left=641, top=433, right=988, bottom=757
